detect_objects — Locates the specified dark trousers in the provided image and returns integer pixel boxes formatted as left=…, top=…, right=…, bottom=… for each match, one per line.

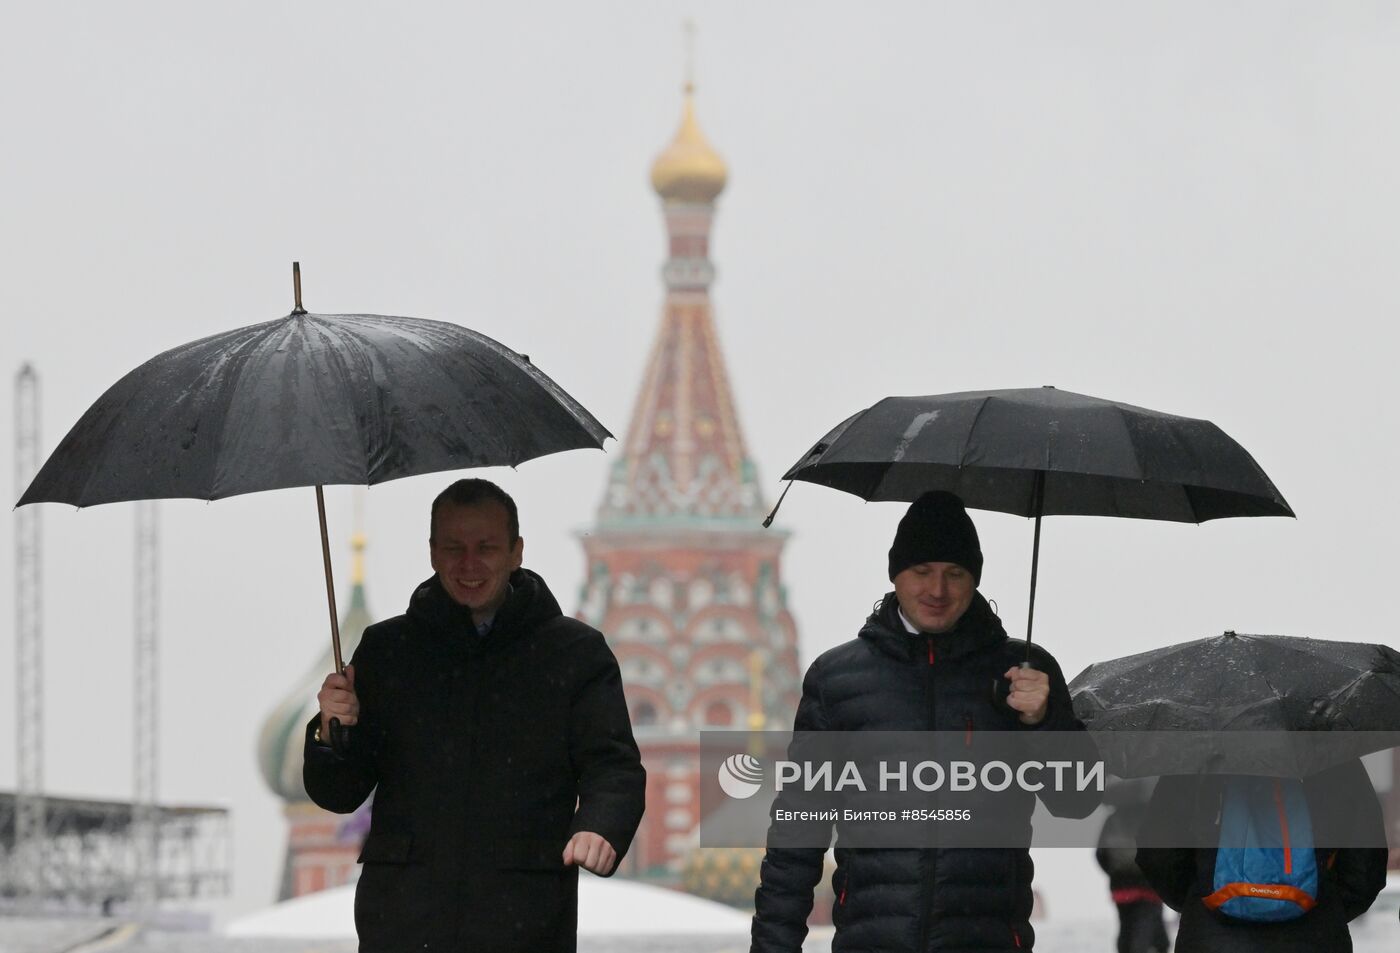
left=1116, top=900, right=1169, bottom=953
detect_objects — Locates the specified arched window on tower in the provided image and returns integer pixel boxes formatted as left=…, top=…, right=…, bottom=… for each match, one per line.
left=633, top=701, right=658, bottom=728
left=618, top=616, right=668, bottom=643
left=703, top=700, right=735, bottom=727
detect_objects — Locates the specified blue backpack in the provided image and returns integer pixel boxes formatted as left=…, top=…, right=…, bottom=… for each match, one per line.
left=1203, top=776, right=1319, bottom=922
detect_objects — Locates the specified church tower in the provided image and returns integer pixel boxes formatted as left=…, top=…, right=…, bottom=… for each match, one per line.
left=576, top=80, right=802, bottom=876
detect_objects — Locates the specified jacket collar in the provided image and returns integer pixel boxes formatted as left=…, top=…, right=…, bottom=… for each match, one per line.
left=406, top=568, right=562, bottom=642
left=859, top=590, right=1008, bottom=662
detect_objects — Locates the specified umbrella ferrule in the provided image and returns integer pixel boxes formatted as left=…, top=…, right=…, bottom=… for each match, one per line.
left=292, top=261, right=307, bottom=315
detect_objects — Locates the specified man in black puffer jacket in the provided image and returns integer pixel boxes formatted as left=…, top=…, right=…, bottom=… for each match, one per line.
left=751, top=491, right=1098, bottom=953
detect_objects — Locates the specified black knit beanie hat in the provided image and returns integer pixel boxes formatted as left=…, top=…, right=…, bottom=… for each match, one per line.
left=887, top=491, right=983, bottom=584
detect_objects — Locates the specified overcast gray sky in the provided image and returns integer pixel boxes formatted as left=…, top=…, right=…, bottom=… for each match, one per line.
left=3, top=0, right=1398, bottom=925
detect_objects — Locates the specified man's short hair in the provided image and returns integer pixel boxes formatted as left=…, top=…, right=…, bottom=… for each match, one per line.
left=430, top=479, right=520, bottom=543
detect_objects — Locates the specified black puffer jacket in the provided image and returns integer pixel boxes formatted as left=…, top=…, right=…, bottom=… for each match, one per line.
left=1096, top=803, right=1159, bottom=898
left=751, top=592, right=1097, bottom=953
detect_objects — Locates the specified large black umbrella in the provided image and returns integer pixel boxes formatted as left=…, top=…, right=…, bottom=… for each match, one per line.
left=19, top=272, right=607, bottom=507
left=17, top=265, right=610, bottom=726
left=768, top=387, right=1293, bottom=650
left=1068, top=631, right=1400, bottom=777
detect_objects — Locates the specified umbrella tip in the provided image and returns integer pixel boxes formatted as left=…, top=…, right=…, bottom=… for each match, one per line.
left=1223, top=630, right=1237, bottom=638
left=292, top=261, right=306, bottom=315
left=762, top=479, right=796, bottom=529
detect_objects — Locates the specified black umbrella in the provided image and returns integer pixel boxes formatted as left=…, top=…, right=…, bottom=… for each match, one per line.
left=1068, top=631, right=1400, bottom=776
left=768, top=387, right=1293, bottom=651
left=18, top=265, right=611, bottom=737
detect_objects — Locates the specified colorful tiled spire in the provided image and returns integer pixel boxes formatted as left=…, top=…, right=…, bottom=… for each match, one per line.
left=577, top=77, right=802, bottom=878
left=597, top=85, right=765, bottom=528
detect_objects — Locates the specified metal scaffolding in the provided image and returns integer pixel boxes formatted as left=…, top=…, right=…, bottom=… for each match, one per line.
left=0, top=793, right=230, bottom=908
left=2, top=365, right=226, bottom=910
left=13, top=364, right=44, bottom=907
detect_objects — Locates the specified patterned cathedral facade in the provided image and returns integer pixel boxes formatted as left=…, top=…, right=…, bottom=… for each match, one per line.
left=575, top=83, right=802, bottom=876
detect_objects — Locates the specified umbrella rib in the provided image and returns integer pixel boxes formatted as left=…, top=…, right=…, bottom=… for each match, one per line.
left=1124, top=413, right=1153, bottom=501
left=959, top=395, right=994, bottom=468
left=1251, top=671, right=1287, bottom=728
left=197, top=330, right=262, bottom=500
left=1264, top=638, right=1369, bottom=682
left=1331, top=668, right=1400, bottom=727
left=329, top=319, right=375, bottom=483
left=1237, top=637, right=1281, bottom=728
left=1363, top=673, right=1400, bottom=716
left=1207, top=647, right=1240, bottom=730
left=1329, top=672, right=1371, bottom=708
left=69, top=381, right=147, bottom=507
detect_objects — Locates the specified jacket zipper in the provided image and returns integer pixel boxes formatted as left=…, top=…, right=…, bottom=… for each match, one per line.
left=917, top=635, right=937, bottom=953
left=1273, top=779, right=1292, bottom=874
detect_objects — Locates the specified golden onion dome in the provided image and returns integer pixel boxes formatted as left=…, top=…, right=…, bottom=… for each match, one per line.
left=650, top=85, right=727, bottom=204
left=256, top=533, right=373, bottom=802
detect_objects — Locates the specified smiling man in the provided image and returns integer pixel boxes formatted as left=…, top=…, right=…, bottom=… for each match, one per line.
left=751, top=490, right=1093, bottom=953
left=304, top=478, right=645, bottom=953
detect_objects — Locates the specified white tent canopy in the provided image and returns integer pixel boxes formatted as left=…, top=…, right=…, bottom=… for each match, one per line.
left=224, top=878, right=752, bottom=938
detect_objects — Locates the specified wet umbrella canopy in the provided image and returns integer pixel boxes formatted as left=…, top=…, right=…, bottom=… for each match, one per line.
left=1069, top=631, right=1400, bottom=776
left=17, top=311, right=609, bottom=506
left=777, top=387, right=1292, bottom=522
left=16, top=267, right=611, bottom=748
left=770, top=387, right=1293, bottom=652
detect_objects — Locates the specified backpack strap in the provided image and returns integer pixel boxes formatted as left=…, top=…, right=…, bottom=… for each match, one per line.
left=1203, top=882, right=1317, bottom=914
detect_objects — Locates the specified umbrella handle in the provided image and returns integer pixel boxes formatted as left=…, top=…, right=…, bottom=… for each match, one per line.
left=328, top=717, right=352, bottom=757
left=762, top=443, right=828, bottom=528
left=992, top=661, right=1035, bottom=713
left=762, top=480, right=794, bottom=528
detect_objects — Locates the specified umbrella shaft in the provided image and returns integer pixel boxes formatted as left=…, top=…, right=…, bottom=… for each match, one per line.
left=316, top=485, right=344, bottom=673
left=1026, top=512, right=1041, bottom=652
left=1024, top=471, right=1046, bottom=660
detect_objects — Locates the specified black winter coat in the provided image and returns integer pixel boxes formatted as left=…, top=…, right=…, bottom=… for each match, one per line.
left=1136, top=760, right=1388, bottom=953
left=751, top=592, right=1098, bottom=953
left=1095, top=804, right=1158, bottom=898
left=304, top=569, right=646, bottom=953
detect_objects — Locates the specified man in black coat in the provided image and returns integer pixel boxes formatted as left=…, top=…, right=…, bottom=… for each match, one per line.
left=304, top=478, right=646, bottom=953
left=750, top=491, right=1098, bottom=953
left=1096, top=800, right=1169, bottom=953
left=1135, top=760, right=1387, bottom=953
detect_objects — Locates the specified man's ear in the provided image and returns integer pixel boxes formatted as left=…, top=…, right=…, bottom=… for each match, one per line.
left=512, top=536, right=525, bottom=569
